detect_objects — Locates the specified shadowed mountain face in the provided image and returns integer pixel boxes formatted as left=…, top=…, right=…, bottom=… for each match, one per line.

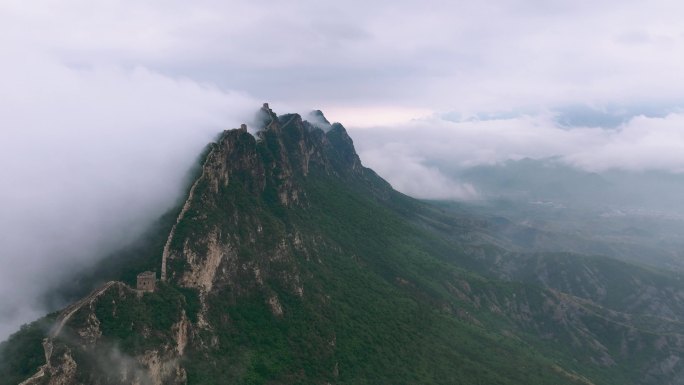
left=3, top=106, right=684, bottom=385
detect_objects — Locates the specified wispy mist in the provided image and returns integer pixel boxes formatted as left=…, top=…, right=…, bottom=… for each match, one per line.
left=0, top=46, right=256, bottom=341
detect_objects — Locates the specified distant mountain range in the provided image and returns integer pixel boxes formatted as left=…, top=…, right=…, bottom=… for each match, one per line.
left=445, top=158, right=684, bottom=271
left=455, top=157, right=684, bottom=213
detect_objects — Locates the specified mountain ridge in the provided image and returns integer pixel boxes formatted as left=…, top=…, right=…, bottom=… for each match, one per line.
left=3, top=105, right=684, bottom=385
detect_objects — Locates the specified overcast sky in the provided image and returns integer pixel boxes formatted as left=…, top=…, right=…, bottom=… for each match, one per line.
left=3, top=0, right=684, bottom=340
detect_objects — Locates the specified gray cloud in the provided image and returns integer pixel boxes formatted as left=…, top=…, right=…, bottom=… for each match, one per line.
left=4, top=1, right=684, bottom=111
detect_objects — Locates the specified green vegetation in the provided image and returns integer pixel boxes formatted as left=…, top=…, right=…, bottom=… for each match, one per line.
left=3, top=114, right=684, bottom=384
left=176, top=168, right=585, bottom=384
left=0, top=315, right=55, bottom=385
left=89, top=282, right=187, bottom=354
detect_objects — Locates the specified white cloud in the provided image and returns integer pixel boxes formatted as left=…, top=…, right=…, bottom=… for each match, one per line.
left=0, top=44, right=257, bottom=340
left=353, top=112, right=684, bottom=199
left=361, top=145, right=479, bottom=200
left=567, top=114, right=684, bottom=172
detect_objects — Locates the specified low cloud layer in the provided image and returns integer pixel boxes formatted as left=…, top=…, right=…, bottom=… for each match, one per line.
left=359, top=144, right=479, bottom=200
left=352, top=112, right=684, bottom=199
left=0, top=46, right=256, bottom=340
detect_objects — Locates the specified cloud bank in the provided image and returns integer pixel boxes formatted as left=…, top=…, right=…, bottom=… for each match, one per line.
left=352, top=112, right=684, bottom=199
left=3, top=0, right=684, bottom=341
left=0, top=45, right=256, bottom=340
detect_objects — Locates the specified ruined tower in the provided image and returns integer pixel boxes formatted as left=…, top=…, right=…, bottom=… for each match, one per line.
left=136, top=271, right=156, bottom=292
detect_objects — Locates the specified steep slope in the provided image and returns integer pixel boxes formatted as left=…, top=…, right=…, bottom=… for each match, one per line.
left=4, top=105, right=684, bottom=385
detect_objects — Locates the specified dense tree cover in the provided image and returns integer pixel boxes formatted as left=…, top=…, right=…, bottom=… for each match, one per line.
left=0, top=315, right=55, bottom=385
left=3, top=116, right=683, bottom=384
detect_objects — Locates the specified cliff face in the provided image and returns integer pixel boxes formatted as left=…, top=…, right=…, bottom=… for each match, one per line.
left=15, top=106, right=392, bottom=385
left=8, top=105, right=684, bottom=385
left=19, top=282, right=188, bottom=385
left=162, top=105, right=373, bottom=306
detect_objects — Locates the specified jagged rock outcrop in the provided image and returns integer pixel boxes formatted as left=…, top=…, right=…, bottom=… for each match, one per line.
left=8, top=105, right=684, bottom=385
left=163, top=106, right=372, bottom=306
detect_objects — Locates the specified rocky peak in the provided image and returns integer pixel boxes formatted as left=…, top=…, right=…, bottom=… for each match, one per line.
left=162, top=105, right=370, bottom=294
left=325, top=122, right=362, bottom=172
left=306, top=109, right=332, bottom=130
left=218, top=105, right=364, bottom=197
left=309, top=109, right=330, bottom=124
left=9, top=104, right=684, bottom=385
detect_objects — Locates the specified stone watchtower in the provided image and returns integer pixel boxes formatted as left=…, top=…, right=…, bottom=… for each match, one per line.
left=136, top=271, right=156, bottom=292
